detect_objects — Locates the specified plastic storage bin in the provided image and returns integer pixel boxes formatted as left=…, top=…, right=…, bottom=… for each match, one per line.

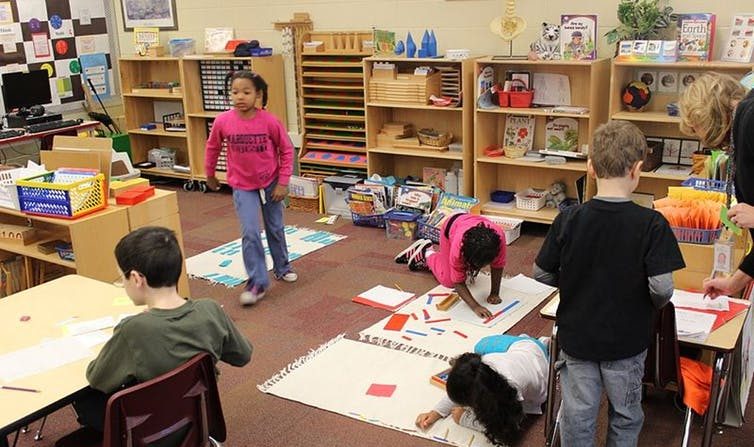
left=323, top=175, right=363, bottom=217
left=417, top=217, right=441, bottom=244
left=484, top=216, right=524, bottom=245
left=515, top=189, right=547, bottom=211
left=16, top=170, right=106, bottom=219
left=384, top=209, right=421, bottom=240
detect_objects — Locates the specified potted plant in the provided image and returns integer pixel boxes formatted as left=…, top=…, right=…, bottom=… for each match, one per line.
left=605, top=0, right=676, bottom=46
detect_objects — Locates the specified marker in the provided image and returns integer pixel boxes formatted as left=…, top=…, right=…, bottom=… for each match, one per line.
left=483, top=300, right=520, bottom=324
left=1, top=386, right=40, bottom=393
left=453, top=330, right=468, bottom=338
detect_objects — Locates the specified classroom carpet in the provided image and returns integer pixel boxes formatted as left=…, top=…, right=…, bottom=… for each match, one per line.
left=16, top=185, right=754, bottom=447
left=258, top=335, right=495, bottom=447
left=185, top=226, right=347, bottom=286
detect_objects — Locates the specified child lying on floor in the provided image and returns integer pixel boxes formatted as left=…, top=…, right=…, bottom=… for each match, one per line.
left=415, top=334, right=549, bottom=446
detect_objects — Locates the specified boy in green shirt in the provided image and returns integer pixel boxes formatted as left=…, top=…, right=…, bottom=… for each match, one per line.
left=73, top=226, right=252, bottom=432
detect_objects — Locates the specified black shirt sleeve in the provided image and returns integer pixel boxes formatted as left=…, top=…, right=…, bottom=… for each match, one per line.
left=645, top=213, right=686, bottom=277
left=734, top=92, right=754, bottom=277
left=536, top=212, right=564, bottom=273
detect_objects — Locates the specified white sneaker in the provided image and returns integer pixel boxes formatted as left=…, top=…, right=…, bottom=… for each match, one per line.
left=240, top=286, right=265, bottom=306
left=395, top=239, right=432, bottom=264
left=276, top=271, right=298, bottom=282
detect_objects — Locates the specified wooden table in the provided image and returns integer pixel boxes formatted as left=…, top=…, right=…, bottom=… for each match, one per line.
left=539, top=294, right=749, bottom=447
left=0, top=275, right=142, bottom=447
left=0, top=121, right=100, bottom=151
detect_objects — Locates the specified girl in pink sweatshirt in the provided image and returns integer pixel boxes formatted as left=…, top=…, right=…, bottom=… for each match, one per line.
left=395, top=214, right=506, bottom=319
left=205, top=71, right=296, bottom=306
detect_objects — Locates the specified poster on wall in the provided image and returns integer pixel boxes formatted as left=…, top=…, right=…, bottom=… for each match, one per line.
left=0, top=0, right=115, bottom=108
left=121, top=0, right=178, bottom=31
left=79, top=52, right=109, bottom=98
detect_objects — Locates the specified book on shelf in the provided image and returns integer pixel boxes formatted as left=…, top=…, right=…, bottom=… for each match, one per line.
left=721, top=14, right=754, bottom=63
left=677, top=13, right=716, bottom=62
left=503, top=115, right=535, bottom=153
left=545, top=117, right=579, bottom=152
left=422, top=167, right=446, bottom=190
left=561, top=14, right=597, bottom=60
left=373, top=29, right=396, bottom=56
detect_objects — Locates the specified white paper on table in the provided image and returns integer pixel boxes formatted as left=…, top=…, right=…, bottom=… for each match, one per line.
left=502, top=274, right=556, bottom=295
left=672, top=290, right=730, bottom=311
left=63, top=316, right=115, bottom=336
left=356, top=285, right=415, bottom=309
left=73, top=331, right=112, bottom=348
left=0, top=337, right=91, bottom=382
left=675, top=308, right=717, bottom=342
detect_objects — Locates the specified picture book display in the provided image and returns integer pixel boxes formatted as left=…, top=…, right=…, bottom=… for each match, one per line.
left=502, top=115, right=535, bottom=153
left=722, top=14, right=754, bottom=63
left=560, top=14, right=597, bottom=60
left=347, top=184, right=388, bottom=216
left=394, top=185, right=433, bottom=214
left=424, top=192, right=479, bottom=228
left=677, top=13, right=716, bottom=61
left=545, top=117, right=579, bottom=151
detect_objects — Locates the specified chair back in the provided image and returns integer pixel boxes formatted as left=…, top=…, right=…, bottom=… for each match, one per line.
left=643, top=302, right=684, bottom=396
left=102, top=353, right=226, bottom=447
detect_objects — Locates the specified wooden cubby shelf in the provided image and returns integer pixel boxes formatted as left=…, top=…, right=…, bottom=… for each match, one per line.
left=473, top=57, right=610, bottom=224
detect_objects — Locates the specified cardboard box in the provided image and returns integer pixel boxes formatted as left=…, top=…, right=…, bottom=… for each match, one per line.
left=673, top=242, right=746, bottom=290
left=42, top=136, right=114, bottom=198
left=0, top=223, right=38, bottom=245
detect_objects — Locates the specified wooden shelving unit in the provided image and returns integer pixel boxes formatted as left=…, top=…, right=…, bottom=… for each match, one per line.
left=473, top=57, right=611, bottom=224
left=608, top=60, right=754, bottom=200
left=298, top=31, right=372, bottom=177
left=181, top=55, right=287, bottom=191
left=119, top=57, right=190, bottom=184
left=364, top=56, right=476, bottom=196
left=120, top=55, right=286, bottom=192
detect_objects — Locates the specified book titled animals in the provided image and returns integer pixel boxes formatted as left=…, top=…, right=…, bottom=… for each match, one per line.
left=560, top=14, right=597, bottom=60
left=677, top=13, right=716, bottom=61
left=545, top=117, right=579, bottom=151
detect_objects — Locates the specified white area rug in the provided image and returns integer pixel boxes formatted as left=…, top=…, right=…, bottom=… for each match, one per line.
left=258, top=335, right=495, bottom=447
left=186, top=226, right=346, bottom=287
left=359, top=274, right=556, bottom=360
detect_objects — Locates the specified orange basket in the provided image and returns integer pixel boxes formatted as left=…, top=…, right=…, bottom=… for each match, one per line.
left=508, top=79, right=534, bottom=108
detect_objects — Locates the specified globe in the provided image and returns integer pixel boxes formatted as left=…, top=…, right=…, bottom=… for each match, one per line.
left=622, top=80, right=652, bottom=111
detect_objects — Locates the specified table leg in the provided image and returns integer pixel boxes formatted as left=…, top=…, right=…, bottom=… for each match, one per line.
left=544, top=325, right=559, bottom=446
left=702, top=353, right=726, bottom=447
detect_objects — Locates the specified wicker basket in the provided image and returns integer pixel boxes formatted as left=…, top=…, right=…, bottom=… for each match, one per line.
left=417, top=128, right=453, bottom=147
left=504, top=146, right=528, bottom=159
left=288, top=195, right=319, bottom=213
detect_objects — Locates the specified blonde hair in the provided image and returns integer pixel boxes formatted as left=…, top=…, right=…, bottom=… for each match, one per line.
left=590, top=120, right=648, bottom=179
left=679, top=72, right=748, bottom=148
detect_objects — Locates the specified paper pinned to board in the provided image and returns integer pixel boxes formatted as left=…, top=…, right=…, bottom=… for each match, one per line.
left=532, top=73, right=571, bottom=106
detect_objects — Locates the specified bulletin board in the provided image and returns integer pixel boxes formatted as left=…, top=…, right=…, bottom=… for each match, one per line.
left=0, top=0, right=115, bottom=109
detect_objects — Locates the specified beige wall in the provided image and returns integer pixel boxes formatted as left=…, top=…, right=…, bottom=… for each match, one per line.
left=110, top=0, right=754, bottom=133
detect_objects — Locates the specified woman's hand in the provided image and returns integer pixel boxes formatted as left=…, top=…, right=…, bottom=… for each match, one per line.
left=415, top=411, right=442, bottom=430
left=473, top=304, right=493, bottom=319
left=270, top=184, right=289, bottom=202
left=450, top=407, right=466, bottom=424
left=728, top=203, right=754, bottom=228
left=206, top=176, right=221, bottom=192
left=486, top=294, right=501, bottom=305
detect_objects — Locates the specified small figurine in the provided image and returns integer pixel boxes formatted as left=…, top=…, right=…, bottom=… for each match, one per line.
left=545, top=181, right=567, bottom=208
left=529, top=22, right=561, bottom=60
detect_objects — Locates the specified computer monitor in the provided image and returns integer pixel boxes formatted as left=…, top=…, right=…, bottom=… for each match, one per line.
left=2, top=70, right=52, bottom=113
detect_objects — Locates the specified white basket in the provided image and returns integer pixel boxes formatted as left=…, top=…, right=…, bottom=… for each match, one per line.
left=0, top=166, right=46, bottom=210
left=485, top=216, right=524, bottom=245
left=515, top=189, right=547, bottom=211
left=148, top=148, right=176, bottom=169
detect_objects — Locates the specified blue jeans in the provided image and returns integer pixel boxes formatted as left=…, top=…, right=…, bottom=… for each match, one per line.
left=232, top=182, right=290, bottom=291
left=557, top=349, right=647, bottom=447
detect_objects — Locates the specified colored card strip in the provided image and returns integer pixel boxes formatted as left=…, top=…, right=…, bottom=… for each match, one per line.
left=405, top=329, right=428, bottom=337
left=453, top=330, right=468, bottom=338
left=483, top=300, right=520, bottom=324
left=425, top=318, right=451, bottom=324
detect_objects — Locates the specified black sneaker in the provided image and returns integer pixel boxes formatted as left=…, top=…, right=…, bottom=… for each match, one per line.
left=394, top=239, right=432, bottom=264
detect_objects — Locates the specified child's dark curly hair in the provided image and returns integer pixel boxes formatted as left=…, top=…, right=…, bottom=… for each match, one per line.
left=227, top=70, right=268, bottom=108
left=461, top=224, right=501, bottom=279
left=446, top=353, right=524, bottom=446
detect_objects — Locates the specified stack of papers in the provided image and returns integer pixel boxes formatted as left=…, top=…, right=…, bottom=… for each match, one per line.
left=0, top=338, right=91, bottom=382
left=352, top=285, right=415, bottom=311
left=675, top=308, right=717, bottom=342
left=671, top=290, right=730, bottom=311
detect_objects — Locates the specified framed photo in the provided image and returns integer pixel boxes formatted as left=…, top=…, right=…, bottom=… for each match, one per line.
left=121, top=0, right=178, bottom=31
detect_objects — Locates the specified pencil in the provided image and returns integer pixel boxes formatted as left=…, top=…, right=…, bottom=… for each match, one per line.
left=444, top=428, right=449, bottom=440
left=468, top=434, right=475, bottom=446
left=394, top=283, right=404, bottom=292
left=1, top=385, right=40, bottom=393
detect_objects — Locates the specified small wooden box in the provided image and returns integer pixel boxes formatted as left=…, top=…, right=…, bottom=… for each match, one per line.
left=0, top=223, right=38, bottom=245
left=303, top=41, right=324, bottom=53
left=369, top=72, right=441, bottom=104
left=139, top=45, right=165, bottom=57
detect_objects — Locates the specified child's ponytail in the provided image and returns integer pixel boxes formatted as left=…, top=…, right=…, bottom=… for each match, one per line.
left=227, top=70, right=269, bottom=108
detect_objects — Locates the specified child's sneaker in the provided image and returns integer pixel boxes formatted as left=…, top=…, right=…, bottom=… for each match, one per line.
left=395, top=239, right=432, bottom=264
left=408, top=240, right=433, bottom=271
left=276, top=271, right=298, bottom=282
left=240, top=285, right=265, bottom=306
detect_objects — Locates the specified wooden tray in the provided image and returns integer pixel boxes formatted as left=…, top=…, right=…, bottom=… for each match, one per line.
left=392, top=137, right=448, bottom=152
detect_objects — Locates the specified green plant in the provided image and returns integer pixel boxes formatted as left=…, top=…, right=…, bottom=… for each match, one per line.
left=605, top=0, right=676, bottom=44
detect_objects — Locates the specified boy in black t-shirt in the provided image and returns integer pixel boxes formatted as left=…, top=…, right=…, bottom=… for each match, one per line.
left=534, top=120, right=685, bottom=446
